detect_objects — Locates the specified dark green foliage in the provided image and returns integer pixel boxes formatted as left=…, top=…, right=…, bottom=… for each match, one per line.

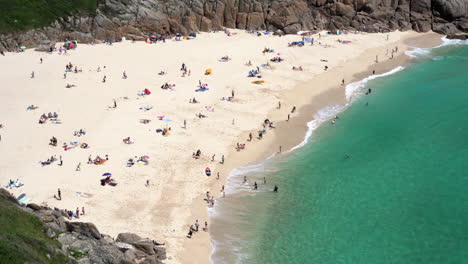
left=0, top=0, right=98, bottom=34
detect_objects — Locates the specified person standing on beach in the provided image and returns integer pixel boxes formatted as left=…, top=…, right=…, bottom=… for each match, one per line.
left=221, top=155, right=225, bottom=164
left=31, top=71, right=35, bottom=78
left=58, top=188, right=61, bottom=200
left=279, top=146, right=282, bottom=153
left=203, top=222, right=208, bottom=232
left=278, top=101, right=281, bottom=109
left=254, top=182, right=258, bottom=190
left=76, top=163, right=81, bottom=171
left=183, top=120, right=187, bottom=129
left=59, top=156, right=63, bottom=166
left=113, top=100, right=117, bottom=108
left=248, top=133, right=252, bottom=141
left=342, top=79, right=345, bottom=85
left=102, top=75, right=106, bottom=83
left=195, top=220, right=199, bottom=232
left=273, top=185, right=278, bottom=192
left=211, top=154, right=215, bottom=161
left=287, top=114, right=290, bottom=121
left=40, top=58, right=43, bottom=64
left=291, top=106, right=296, bottom=113
left=82, top=207, right=85, bottom=216
left=216, top=172, right=220, bottom=180
left=243, top=176, right=247, bottom=184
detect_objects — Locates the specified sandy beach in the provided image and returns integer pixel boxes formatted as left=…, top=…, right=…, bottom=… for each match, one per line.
left=0, top=29, right=442, bottom=263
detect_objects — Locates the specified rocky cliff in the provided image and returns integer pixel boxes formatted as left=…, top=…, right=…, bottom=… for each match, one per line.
left=1, top=0, right=468, bottom=50
left=0, top=188, right=166, bottom=264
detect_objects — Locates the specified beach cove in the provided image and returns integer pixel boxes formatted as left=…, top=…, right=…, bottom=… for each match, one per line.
left=210, top=40, right=468, bottom=264
left=0, top=29, right=442, bottom=263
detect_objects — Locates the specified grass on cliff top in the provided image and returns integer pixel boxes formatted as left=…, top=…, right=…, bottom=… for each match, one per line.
left=0, top=197, right=68, bottom=264
left=0, top=0, right=98, bottom=34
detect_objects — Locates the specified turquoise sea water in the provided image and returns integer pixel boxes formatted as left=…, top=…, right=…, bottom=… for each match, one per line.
left=211, top=43, right=468, bottom=263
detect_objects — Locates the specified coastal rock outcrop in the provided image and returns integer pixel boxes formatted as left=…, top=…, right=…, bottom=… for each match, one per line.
left=0, top=188, right=166, bottom=264
left=0, top=0, right=467, bottom=50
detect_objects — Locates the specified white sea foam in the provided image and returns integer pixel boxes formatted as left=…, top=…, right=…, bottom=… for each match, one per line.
left=345, top=66, right=405, bottom=101
left=405, top=47, right=432, bottom=58
left=287, top=104, right=345, bottom=152
left=405, top=36, right=468, bottom=58
left=440, top=36, right=468, bottom=47
left=210, top=35, right=468, bottom=263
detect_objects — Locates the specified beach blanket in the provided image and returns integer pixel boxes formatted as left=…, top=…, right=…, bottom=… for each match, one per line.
left=140, top=106, right=153, bottom=111
left=75, top=192, right=92, bottom=198
left=137, top=161, right=149, bottom=166
left=5, top=180, right=23, bottom=189
left=195, top=87, right=209, bottom=92
left=18, top=193, right=32, bottom=205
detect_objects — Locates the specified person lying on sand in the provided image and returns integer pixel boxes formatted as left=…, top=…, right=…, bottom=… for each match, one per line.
left=65, top=84, right=76, bottom=88
left=292, top=66, right=303, bottom=71
left=49, top=136, right=58, bottom=146
left=123, top=137, right=134, bottom=144
left=27, top=105, right=38, bottom=110
left=220, top=55, right=231, bottom=62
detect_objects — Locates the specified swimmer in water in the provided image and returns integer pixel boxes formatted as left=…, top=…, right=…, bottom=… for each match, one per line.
left=344, top=154, right=350, bottom=159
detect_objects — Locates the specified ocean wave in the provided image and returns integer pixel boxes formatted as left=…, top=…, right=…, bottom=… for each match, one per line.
left=405, top=47, right=432, bottom=58
left=345, top=66, right=405, bottom=101
left=288, top=104, right=345, bottom=152
left=440, top=36, right=468, bottom=47
left=287, top=65, right=406, bottom=153
left=405, top=36, right=468, bottom=59
left=223, top=161, right=277, bottom=194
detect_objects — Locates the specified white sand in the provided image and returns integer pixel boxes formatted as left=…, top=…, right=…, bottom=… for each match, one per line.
left=0, top=29, right=426, bottom=263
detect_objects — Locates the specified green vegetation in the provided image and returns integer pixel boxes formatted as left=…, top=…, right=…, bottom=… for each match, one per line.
left=68, top=248, right=89, bottom=259
left=0, top=197, right=69, bottom=264
left=0, top=0, right=98, bottom=34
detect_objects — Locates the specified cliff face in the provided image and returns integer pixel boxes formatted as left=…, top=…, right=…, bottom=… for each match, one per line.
left=0, top=189, right=166, bottom=264
left=1, top=0, right=467, bottom=50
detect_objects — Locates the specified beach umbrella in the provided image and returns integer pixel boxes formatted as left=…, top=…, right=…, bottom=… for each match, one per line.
left=102, top=172, right=112, bottom=177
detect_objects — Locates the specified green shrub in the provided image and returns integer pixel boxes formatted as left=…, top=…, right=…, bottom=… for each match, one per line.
left=0, top=0, right=98, bottom=34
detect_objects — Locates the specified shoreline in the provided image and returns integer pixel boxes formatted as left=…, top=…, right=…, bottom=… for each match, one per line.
left=0, top=29, right=443, bottom=264
left=183, top=32, right=444, bottom=264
